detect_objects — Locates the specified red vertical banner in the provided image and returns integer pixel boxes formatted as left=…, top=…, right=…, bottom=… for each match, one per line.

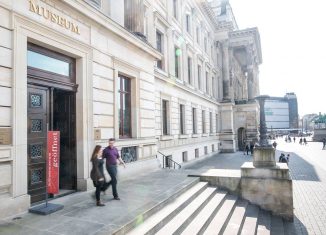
left=47, top=131, right=60, bottom=194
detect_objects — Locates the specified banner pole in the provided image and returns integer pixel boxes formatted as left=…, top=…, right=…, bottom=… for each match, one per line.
left=46, top=123, right=49, bottom=208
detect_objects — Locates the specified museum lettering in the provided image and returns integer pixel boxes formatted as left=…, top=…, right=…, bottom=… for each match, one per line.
left=29, top=0, right=80, bottom=34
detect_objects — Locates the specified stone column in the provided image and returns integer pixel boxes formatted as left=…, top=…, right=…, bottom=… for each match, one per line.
left=124, top=0, right=145, bottom=38
left=222, top=42, right=231, bottom=101
left=247, top=68, right=254, bottom=100
left=253, top=65, right=260, bottom=97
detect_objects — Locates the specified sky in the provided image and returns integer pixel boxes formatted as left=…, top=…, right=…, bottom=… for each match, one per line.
left=230, top=0, right=326, bottom=117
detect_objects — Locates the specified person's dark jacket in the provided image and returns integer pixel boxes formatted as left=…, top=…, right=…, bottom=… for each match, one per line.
left=90, top=158, right=105, bottom=185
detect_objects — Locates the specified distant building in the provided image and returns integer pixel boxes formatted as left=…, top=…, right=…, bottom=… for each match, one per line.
left=300, top=113, right=318, bottom=132
left=264, top=93, right=299, bottom=131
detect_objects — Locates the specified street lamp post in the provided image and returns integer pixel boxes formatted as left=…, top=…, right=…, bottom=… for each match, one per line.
left=256, top=95, right=270, bottom=147
left=253, top=95, right=275, bottom=167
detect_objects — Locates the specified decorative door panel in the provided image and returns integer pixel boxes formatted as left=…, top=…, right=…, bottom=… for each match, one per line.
left=27, top=85, right=48, bottom=203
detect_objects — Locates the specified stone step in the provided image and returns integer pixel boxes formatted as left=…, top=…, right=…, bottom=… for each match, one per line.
left=202, top=194, right=238, bottom=235
left=180, top=191, right=228, bottom=235
left=126, top=182, right=208, bottom=235
left=271, top=216, right=285, bottom=235
left=223, top=199, right=248, bottom=235
left=256, top=210, right=271, bottom=235
left=156, top=187, right=217, bottom=235
left=240, top=204, right=259, bottom=235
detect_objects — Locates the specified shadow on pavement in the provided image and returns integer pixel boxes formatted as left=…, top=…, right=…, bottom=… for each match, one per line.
left=284, top=215, right=309, bottom=235
left=184, top=152, right=253, bottom=170
left=275, top=150, right=320, bottom=182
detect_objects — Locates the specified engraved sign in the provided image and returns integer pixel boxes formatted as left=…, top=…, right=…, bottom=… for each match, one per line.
left=0, top=128, right=12, bottom=145
left=29, top=0, right=80, bottom=35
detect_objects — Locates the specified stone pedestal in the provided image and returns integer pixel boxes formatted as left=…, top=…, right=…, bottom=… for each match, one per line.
left=241, top=148, right=293, bottom=221
left=253, top=146, right=276, bottom=167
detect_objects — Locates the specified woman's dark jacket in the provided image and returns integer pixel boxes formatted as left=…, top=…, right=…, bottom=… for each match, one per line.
left=90, top=158, right=105, bottom=184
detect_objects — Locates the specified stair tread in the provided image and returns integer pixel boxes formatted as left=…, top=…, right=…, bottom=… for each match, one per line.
left=223, top=199, right=248, bottom=235
left=256, top=210, right=271, bottom=235
left=181, top=191, right=227, bottom=235
left=156, top=187, right=217, bottom=235
left=271, top=215, right=284, bottom=235
left=240, top=204, right=260, bottom=235
left=203, top=194, right=238, bottom=235
left=126, top=182, right=208, bottom=235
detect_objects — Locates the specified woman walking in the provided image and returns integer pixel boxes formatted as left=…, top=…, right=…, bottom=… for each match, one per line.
left=90, top=145, right=109, bottom=206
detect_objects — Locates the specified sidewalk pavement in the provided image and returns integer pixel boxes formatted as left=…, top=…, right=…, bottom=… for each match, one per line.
left=1, top=146, right=323, bottom=235
left=0, top=152, right=251, bottom=235
left=0, top=169, right=195, bottom=235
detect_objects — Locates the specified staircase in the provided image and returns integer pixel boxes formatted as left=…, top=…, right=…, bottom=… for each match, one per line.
left=126, top=182, right=288, bottom=235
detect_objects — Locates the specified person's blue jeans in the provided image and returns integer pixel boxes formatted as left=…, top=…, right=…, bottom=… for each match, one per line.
left=106, top=165, right=118, bottom=198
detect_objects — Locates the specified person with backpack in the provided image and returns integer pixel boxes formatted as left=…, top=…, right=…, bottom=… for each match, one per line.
left=272, top=141, right=277, bottom=149
left=245, top=144, right=250, bottom=155
left=279, top=153, right=285, bottom=162
left=279, top=153, right=288, bottom=164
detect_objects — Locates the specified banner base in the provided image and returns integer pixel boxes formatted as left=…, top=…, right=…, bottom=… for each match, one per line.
left=29, top=203, right=64, bottom=215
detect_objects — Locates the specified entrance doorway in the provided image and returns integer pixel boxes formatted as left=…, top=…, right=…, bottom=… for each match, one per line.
left=27, top=43, right=77, bottom=203
left=237, top=127, right=247, bottom=151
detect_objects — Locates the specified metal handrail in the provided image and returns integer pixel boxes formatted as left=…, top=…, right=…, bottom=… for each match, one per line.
left=157, top=151, right=181, bottom=169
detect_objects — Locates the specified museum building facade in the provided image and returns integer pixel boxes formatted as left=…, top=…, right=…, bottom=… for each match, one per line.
left=0, top=0, right=262, bottom=218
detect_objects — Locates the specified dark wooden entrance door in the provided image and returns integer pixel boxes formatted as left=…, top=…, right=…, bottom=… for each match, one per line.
left=27, top=85, right=49, bottom=203
left=27, top=43, right=77, bottom=203
left=53, top=89, right=76, bottom=190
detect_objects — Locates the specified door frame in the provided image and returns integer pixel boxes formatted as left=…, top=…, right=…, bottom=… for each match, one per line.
left=12, top=17, right=94, bottom=201
left=27, top=44, right=77, bottom=201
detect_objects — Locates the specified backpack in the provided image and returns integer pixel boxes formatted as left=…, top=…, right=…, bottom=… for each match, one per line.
left=281, top=156, right=287, bottom=163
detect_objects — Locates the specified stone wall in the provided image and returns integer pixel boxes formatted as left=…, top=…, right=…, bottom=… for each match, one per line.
left=0, top=5, right=13, bottom=203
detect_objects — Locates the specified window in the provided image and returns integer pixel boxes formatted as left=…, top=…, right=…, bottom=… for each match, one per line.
left=173, top=0, right=178, bottom=19
left=182, top=151, right=188, bottom=162
left=197, top=65, right=201, bottom=90
left=212, top=77, right=215, bottom=97
left=187, top=57, right=192, bottom=84
left=175, top=47, right=181, bottom=78
left=204, top=146, right=208, bottom=154
left=162, top=99, right=169, bottom=135
left=202, top=110, right=206, bottom=133
left=192, top=107, right=197, bottom=134
left=180, top=104, right=185, bottom=135
left=88, top=0, right=101, bottom=8
left=121, top=146, right=137, bottom=163
left=196, top=27, right=200, bottom=43
left=204, top=37, right=207, bottom=52
left=195, top=148, right=199, bottom=158
left=156, top=30, right=163, bottom=69
left=211, top=45, right=213, bottom=59
left=206, top=72, right=209, bottom=93
left=186, top=14, right=191, bottom=33
left=211, top=76, right=214, bottom=96
left=212, top=144, right=215, bottom=152
left=166, top=155, right=172, bottom=168
left=27, top=50, right=70, bottom=77
left=210, top=112, right=213, bottom=133
left=216, top=114, right=219, bottom=133
left=118, top=75, right=132, bottom=138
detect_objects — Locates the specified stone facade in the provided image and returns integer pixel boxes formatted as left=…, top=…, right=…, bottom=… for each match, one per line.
left=0, top=0, right=262, bottom=218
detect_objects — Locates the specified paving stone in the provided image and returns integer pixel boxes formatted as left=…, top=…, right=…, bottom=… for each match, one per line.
left=1, top=139, right=325, bottom=234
